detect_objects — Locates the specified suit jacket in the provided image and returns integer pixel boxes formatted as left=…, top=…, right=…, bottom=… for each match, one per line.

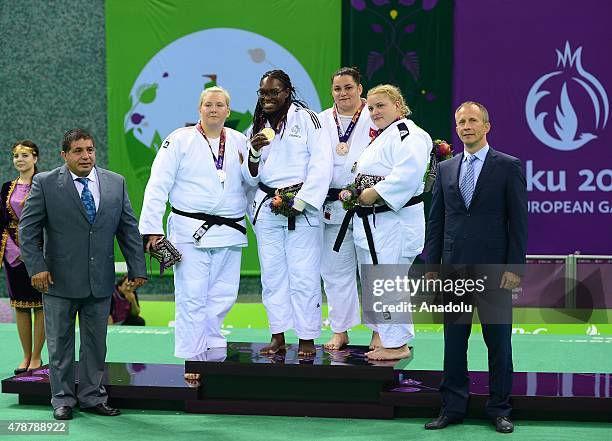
left=19, top=165, right=147, bottom=299
left=425, top=147, right=527, bottom=275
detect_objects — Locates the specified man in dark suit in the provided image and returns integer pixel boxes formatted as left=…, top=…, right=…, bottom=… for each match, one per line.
left=424, top=102, right=527, bottom=433
left=19, top=128, right=147, bottom=420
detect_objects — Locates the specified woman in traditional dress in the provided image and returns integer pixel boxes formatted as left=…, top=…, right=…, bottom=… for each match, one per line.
left=1, top=140, right=45, bottom=374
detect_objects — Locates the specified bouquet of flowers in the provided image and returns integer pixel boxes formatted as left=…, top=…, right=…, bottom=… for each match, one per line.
left=424, top=139, right=453, bottom=192
left=269, top=191, right=297, bottom=217
left=338, top=183, right=362, bottom=211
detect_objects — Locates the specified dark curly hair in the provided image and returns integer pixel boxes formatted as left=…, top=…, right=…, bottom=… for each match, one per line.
left=251, top=69, right=307, bottom=137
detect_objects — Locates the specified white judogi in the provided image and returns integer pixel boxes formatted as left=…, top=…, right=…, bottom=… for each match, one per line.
left=243, top=103, right=332, bottom=339
left=140, top=125, right=248, bottom=359
left=318, top=104, right=376, bottom=333
left=353, top=118, right=432, bottom=348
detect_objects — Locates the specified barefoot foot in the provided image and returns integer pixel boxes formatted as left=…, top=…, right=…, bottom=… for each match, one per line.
left=298, top=339, right=316, bottom=356
left=184, top=372, right=201, bottom=380
left=323, top=332, right=349, bottom=350
left=260, top=333, right=286, bottom=354
left=365, top=345, right=411, bottom=360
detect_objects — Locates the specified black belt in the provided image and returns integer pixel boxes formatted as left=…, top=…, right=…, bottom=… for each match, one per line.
left=252, top=182, right=304, bottom=230
left=333, top=194, right=423, bottom=265
left=325, top=188, right=342, bottom=203
left=171, top=207, right=246, bottom=235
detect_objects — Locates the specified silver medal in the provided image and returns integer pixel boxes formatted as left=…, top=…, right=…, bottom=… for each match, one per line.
left=217, top=169, right=226, bottom=183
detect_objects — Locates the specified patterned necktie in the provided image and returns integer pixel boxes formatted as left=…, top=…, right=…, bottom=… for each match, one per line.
left=459, top=154, right=477, bottom=208
left=76, top=177, right=96, bottom=223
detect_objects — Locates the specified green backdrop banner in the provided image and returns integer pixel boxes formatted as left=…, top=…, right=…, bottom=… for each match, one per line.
left=342, top=0, right=453, bottom=143
left=106, top=0, right=341, bottom=273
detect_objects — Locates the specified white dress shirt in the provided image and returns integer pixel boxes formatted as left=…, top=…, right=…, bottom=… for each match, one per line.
left=459, top=144, right=489, bottom=186
left=69, top=168, right=100, bottom=211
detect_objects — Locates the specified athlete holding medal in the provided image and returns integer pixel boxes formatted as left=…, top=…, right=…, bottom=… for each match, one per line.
left=244, top=70, right=332, bottom=357
left=318, top=67, right=377, bottom=350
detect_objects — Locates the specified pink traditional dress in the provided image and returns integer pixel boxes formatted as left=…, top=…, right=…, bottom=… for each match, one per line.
left=0, top=179, right=42, bottom=308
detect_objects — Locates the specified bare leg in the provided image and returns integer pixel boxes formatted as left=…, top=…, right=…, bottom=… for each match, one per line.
left=29, top=308, right=45, bottom=369
left=260, top=333, right=286, bottom=354
left=298, top=339, right=316, bottom=356
left=14, top=308, right=32, bottom=369
left=323, top=331, right=349, bottom=350
left=365, top=344, right=411, bottom=360
left=369, top=331, right=381, bottom=350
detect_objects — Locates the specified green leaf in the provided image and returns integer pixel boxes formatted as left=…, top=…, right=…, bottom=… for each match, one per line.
left=138, top=83, right=158, bottom=104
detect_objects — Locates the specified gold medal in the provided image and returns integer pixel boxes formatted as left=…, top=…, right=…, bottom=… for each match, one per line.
left=336, top=142, right=349, bottom=156
left=261, top=127, right=276, bottom=141
left=217, top=170, right=226, bottom=183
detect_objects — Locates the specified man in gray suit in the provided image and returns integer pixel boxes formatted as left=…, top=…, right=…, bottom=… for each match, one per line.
left=19, top=128, right=147, bottom=420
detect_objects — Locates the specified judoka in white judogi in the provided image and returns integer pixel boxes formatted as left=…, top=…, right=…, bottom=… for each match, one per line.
left=318, top=101, right=376, bottom=336
left=140, top=108, right=248, bottom=360
left=244, top=103, right=332, bottom=344
left=352, top=118, right=432, bottom=349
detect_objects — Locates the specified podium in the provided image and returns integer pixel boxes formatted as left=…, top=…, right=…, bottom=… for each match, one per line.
left=2, top=342, right=610, bottom=422
left=184, top=342, right=411, bottom=418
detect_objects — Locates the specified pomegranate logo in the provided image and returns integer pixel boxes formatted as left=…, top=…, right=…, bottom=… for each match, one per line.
left=525, top=42, right=608, bottom=151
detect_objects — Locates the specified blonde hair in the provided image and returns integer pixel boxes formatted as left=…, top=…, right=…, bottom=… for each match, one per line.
left=198, top=86, right=231, bottom=108
left=367, top=84, right=411, bottom=117
left=455, top=101, right=490, bottom=123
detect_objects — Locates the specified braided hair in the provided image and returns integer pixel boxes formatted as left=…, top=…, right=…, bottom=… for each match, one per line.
left=252, top=69, right=307, bottom=136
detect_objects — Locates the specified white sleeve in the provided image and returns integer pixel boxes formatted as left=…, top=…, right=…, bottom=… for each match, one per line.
left=374, top=132, right=429, bottom=211
left=138, top=133, right=182, bottom=234
left=295, top=110, right=333, bottom=209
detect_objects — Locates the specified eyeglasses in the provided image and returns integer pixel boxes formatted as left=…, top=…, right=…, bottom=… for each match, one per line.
left=257, top=88, right=286, bottom=98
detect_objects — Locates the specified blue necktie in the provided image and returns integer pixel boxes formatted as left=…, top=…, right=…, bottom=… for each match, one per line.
left=76, top=177, right=96, bottom=224
left=459, top=155, right=476, bottom=209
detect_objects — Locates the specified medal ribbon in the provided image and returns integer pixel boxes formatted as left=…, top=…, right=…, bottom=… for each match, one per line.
left=196, top=122, right=226, bottom=170
left=333, top=99, right=366, bottom=143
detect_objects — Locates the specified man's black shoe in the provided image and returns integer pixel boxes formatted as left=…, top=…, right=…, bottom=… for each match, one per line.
left=424, top=415, right=463, bottom=430
left=53, top=406, right=73, bottom=420
left=494, top=416, right=514, bottom=433
left=81, top=403, right=121, bottom=416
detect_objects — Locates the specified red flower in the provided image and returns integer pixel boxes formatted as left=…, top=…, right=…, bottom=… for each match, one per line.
left=438, top=142, right=451, bottom=156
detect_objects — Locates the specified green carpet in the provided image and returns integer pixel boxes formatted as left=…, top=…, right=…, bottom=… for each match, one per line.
left=0, top=324, right=610, bottom=441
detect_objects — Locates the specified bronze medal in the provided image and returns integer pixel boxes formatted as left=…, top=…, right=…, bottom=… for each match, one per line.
left=336, top=142, right=349, bottom=156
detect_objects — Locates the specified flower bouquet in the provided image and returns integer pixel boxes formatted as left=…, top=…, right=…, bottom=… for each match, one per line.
left=338, top=183, right=362, bottom=211
left=424, top=139, right=453, bottom=192
left=269, top=191, right=297, bottom=217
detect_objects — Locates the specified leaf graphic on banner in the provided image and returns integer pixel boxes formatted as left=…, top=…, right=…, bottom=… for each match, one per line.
left=137, top=83, right=158, bottom=104
left=367, top=52, right=385, bottom=80
left=422, top=0, right=439, bottom=10
left=554, top=83, right=578, bottom=142
left=371, top=23, right=384, bottom=33
left=402, top=51, right=420, bottom=81
left=350, top=0, right=366, bottom=11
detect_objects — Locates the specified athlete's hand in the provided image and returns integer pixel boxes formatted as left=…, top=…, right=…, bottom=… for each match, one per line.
left=250, top=133, right=270, bottom=151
